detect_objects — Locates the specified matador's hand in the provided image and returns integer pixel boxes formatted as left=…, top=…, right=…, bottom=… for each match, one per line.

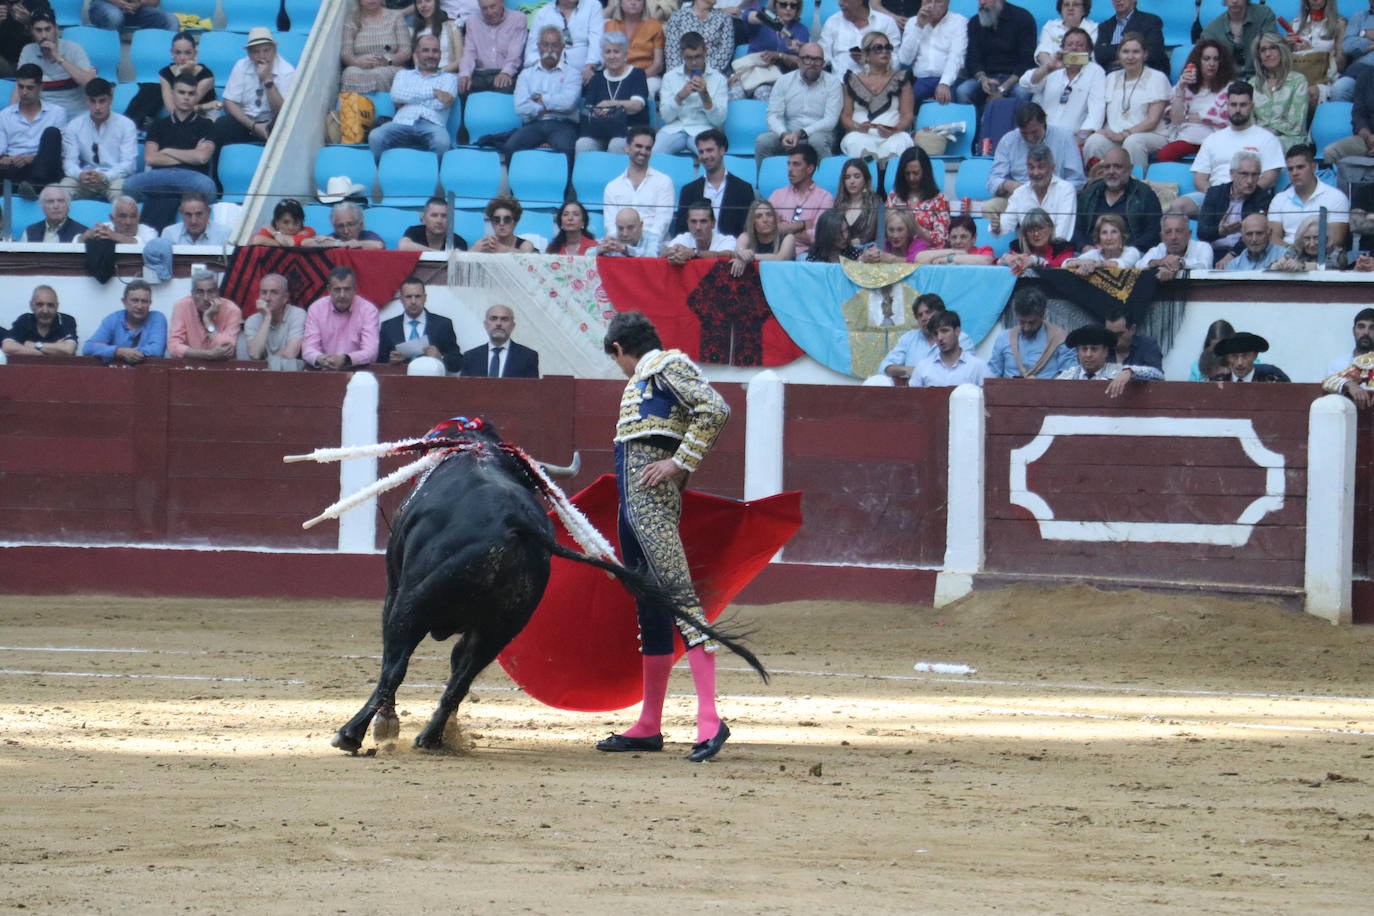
left=640, top=458, right=685, bottom=488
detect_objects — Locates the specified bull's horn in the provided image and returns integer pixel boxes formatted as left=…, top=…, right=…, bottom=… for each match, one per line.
left=538, top=451, right=582, bottom=479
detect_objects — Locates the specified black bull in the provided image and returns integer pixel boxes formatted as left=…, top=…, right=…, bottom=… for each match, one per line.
left=333, top=428, right=767, bottom=752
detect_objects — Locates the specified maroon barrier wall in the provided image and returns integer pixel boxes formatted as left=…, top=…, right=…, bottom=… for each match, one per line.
left=983, top=380, right=1316, bottom=588
left=782, top=386, right=949, bottom=568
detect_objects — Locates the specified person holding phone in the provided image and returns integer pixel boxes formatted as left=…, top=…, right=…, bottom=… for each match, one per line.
left=1157, top=38, right=1233, bottom=162
left=1020, top=26, right=1105, bottom=135
left=653, top=31, right=728, bottom=153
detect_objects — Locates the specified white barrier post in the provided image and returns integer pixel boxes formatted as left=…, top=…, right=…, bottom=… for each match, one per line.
left=934, top=383, right=985, bottom=607
left=337, top=372, right=380, bottom=553
left=744, top=370, right=785, bottom=500
left=1304, top=394, right=1356, bottom=624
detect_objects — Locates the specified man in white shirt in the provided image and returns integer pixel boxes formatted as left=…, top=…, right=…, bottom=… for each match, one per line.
left=991, top=142, right=1077, bottom=240
left=655, top=31, right=728, bottom=154
left=820, top=0, right=901, bottom=78
left=912, top=310, right=991, bottom=387
left=59, top=78, right=136, bottom=203
left=1188, top=81, right=1284, bottom=197
left=504, top=26, right=581, bottom=162
left=212, top=28, right=295, bottom=149
left=603, top=125, right=676, bottom=241
left=81, top=195, right=158, bottom=245
left=368, top=35, right=458, bottom=159
left=664, top=200, right=736, bottom=262
left=754, top=43, right=841, bottom=163
left=1141, top=212, right=1213, bottom=280
left=1267, top=143, right=1350, bottom=248
left=1018, top=26, right=1105, bottom=134
left=0, top=63, right=68, bottom=189
left=159, top=191, right=231, bottom=246
left=898, top=0, right=967, bottom=103
left=598, top=207, right=662, bottom=257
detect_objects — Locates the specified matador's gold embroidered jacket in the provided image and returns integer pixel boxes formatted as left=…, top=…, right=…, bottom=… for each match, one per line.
left=614, top=349, right=730, bottom=473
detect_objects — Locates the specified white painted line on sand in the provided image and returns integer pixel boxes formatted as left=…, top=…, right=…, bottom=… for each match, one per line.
left=0, top=668, right=304, bottom=685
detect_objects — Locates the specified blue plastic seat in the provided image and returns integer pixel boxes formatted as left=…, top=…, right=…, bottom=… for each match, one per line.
left=365, top=91, right=396, bottom=120
left=1199, top=0, right=1226, bottom=28
left=224, top=0, right=284, bottom=32
left=65, top=27, right=121, bottom=82
left=974, top=217, right=1012, bottom=258
left=507, top=148, right=569, bottom=211
left=366, top=206, right=420, bottom=249
left=916, top=102, right=977, bottom=160
left=304, top=203, right=334, bottom=235
left=130, top=30, right=177, bottom=85
left=275, top=32, right=307, bottom=68
left=452, top=208, right=487, bottom=243
left=378, top=148, right=440, bottom=207
left=723, top=98, right=768, bottom=153
left=1161, top=4, right=1201, bottom=48
left=723, top=154, right=756, bottom=184
left=650, top=153, right=695, bottom=189
left=8, top=196, right=43, bottom=240
left=440, top=147, right=503, bottom=210
left=757, top=155, right=789, bottom=198
left=571, top=150, right=624, bottom=208
left=1312, top=102, right=1353, bottom=159
left=50, top=0, right=83, bottom=26
left=585, top=208, right=605, bottom=239
left=175, top=0, right=218, bottom=19
left=817, top=0, right=840, bottom=27
left=218, top=144, right=265, bottom=203
left=315, top=146, right=377, bottom=200
left=953, top=157, right=994, bottom=200
left=462, top=92, right=520, bottom=143
left=69, top=198, right=110, bottom=228
left=285, top=0, right=320, bottom=33
left=112, top=81, right=141, bottom=118
left=197, top=31, right=245, bottom=87
left=1170, top=45, right=1192, bottom=84
left=814, top=155, right=846, bottom=196
left=1145, top=161, right=1194, bottom=190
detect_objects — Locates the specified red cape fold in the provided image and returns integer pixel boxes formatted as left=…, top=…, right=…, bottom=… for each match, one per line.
left=497, top=475, right=803, bottom=711
left=597, top=256, right=804, bottom=367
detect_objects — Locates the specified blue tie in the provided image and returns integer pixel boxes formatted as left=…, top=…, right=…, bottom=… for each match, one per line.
left=489, top=346, right=502, bottom=377
left=408, top=318, right=419, bottom=340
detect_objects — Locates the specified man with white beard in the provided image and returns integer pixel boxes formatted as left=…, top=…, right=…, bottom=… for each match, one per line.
left=953, top=0, right=1036, bottom=107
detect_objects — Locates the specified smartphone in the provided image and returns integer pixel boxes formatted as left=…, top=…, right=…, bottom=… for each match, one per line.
left=689, top=67, right=704, bottom=78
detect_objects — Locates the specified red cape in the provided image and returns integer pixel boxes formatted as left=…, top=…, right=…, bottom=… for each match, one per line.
left=497, top=475, right=803, bottom=711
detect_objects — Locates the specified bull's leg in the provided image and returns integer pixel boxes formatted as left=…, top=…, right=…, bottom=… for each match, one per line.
left=413, top=628, right=508, bottom=750
left=333, top=602, right=427, bottom=753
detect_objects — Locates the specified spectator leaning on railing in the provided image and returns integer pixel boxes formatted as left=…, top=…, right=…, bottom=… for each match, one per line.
left=2, top=285, right=77, bottom=357
left=82, top=280, right=166, bottom=365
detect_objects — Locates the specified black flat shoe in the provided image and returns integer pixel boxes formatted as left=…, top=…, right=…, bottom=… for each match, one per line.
left=686, top=721, right=730, bottom=762
left=596, top=732, right=664, bottom=752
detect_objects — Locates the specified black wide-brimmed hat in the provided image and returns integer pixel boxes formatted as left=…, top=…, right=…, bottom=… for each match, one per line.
left=1066, top=325, right=1118, bottom=349
left=1213, top=332, right=1270, bottom=357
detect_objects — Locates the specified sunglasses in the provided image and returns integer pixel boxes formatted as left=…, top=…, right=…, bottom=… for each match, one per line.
left=867, top=44, right=892, bottom=53
left=1059, top=84, right=1073, bottom=105
left=776, top=1, right=799, bottom=6
left=492, top=214, right=515, bottom=224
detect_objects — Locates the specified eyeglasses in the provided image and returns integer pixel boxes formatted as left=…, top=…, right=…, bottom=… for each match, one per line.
left=867, top=44, right=892, bottom=53
left=799, top=54, right=824, bottom=63
left=776, top=1, right=799, bottom=7
left=492, top=214, right=515, bottom=224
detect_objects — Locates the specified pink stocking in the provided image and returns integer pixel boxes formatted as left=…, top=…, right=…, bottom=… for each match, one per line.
left=686, top=646, right=721, bottom=743
left=621, top=653, right=674, bottom=738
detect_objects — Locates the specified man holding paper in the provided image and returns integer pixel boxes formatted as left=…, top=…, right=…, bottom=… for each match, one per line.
left=378, top=276, right=464, bottom=372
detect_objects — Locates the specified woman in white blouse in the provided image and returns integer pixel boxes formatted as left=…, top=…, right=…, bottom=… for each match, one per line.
left=1020, top=27, right=1105, bottom=138
left=1081, top=32, right=1171, bottom=172
left=524, top=0, right=605, bottom=82
left=1034, top=0, right=1098, bottom=67
left=1063, top=214, right=1141, bottom=273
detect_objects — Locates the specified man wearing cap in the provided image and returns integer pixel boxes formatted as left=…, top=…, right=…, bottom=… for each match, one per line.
left=58, top=78, right=136, bottom=203
left=1056, top=324, right=1163, bottom=396
left=212, top=28, right=294, bottom=149
left=125, top=72, right=218, bottom=231
left=18, top=10, right=94, bottom=117
left=1213, top=332, right=1289, bottom=383
left=1322, top=308, right=1374, bottom=409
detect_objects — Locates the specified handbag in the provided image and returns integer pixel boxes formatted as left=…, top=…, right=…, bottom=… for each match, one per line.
left=583, top=73, right=630, bottom=140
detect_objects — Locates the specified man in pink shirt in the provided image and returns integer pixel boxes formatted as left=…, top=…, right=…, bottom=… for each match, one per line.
left=168, top=269, right=242, bottom=360
left=302, top=265, right=380, bottom=370
left=458, top=0, right=527, bottom=95
left=766, top=143, right=834, bottom=258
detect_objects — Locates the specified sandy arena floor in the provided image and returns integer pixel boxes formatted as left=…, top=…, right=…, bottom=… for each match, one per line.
left=2, top=587, right=1373, bottom=914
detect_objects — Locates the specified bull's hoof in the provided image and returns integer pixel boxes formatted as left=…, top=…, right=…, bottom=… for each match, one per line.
left=331, top=730, right=363, bottom=754
left=373, top=710, right=400, bottom=743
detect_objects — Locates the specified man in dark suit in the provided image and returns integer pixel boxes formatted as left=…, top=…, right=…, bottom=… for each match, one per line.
left=1093, top=0, right=1167, bottom=74
left=671, top=128, right=755, bottom=238
left=25, top=185, right=87, bottom=242
left=378, top=276, right=463, bottom=372
left=459, top=304, right=540, bottom=378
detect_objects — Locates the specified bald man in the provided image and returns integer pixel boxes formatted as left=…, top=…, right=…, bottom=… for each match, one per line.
left=459, top=304, right=540, bottom=377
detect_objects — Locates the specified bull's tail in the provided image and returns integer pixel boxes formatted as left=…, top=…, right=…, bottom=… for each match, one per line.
left=516, top=523, right=769, bottom=684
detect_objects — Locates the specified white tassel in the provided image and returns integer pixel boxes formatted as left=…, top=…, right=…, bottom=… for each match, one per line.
left=302, top=450, right=448, bottom=529
left=283, top=437, right=431, bottom=464
left=519, top=455, right=619, bottom=563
